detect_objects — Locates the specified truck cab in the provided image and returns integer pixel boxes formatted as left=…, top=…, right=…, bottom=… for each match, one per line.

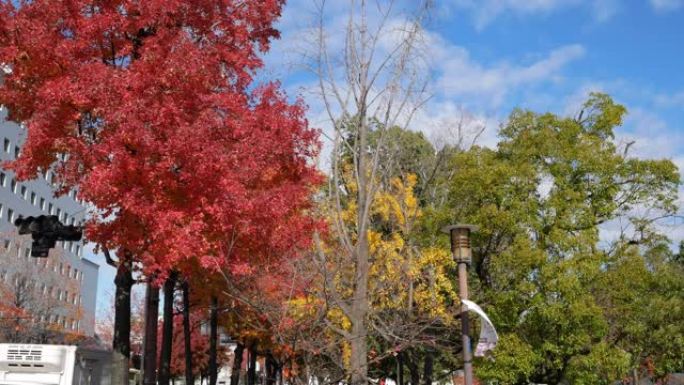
left=0, top=344, right=111, bottom=385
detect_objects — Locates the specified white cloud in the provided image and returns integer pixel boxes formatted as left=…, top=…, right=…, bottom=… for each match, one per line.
left=654, top=90, right=684, bottom=108
left=413, top=101, right=501, bottom=150
left=429, top=38, right=585, bottom=109
left=650, top=0, right=684, bottom=12
left=619, top=107, right=684, bottom=159
left=592, top=0, right=621, bottom=21
left=450, top=0, right=618, bottom=29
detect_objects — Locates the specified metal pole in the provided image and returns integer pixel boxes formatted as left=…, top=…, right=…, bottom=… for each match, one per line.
left=442, top=224, right=478, bottom=385
left=458, top=261, right=473, bottom=385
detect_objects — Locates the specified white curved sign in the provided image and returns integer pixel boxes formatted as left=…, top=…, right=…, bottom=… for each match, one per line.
left=462, top=299, right=499, bottom=356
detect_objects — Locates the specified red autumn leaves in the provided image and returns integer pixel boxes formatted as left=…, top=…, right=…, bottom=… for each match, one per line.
left=0, top=0, right=322, bottom=279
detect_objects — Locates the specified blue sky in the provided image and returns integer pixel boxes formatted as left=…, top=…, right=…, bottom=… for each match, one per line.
left=94, top=0, right=684, bottom=319
left=261, top=0, right=684, bottom=239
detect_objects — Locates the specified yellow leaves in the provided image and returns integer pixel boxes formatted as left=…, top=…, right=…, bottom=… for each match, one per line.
left=373, top=174, right=420, bottom=231
left=413, top=247, right=459, bottom=322
left=314, top=170, right=460, bottom=343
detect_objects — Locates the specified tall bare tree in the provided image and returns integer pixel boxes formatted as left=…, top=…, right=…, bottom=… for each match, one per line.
left=310, top=1, right=431, bottom=383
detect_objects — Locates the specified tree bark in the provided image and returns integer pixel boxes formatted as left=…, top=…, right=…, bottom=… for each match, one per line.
left=265, top=353, right=276, bottom=385
left=247, top=341, right=258, bottom=385
left=230, top=343, right=245, bottom=385
left=276, top=364, right=283, bottom=385
left=112, top=257, right=133, bottom=385
left=397, top=352, right=404, bottom=385
left=209, top=296, right=219, bottom=385
left=182, top=280, right=194, bottom=385
left=406, top=352, right=419, bottom=385
left=422, top=351, right=433, bottom=385
left=143, top=281, right=160, bottom=385
left=158, top=271, right=178, bottom=385
left=350, top=58, right=371, bottom=385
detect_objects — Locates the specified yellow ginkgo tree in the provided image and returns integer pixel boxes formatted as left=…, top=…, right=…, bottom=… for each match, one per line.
left=285, top=167, right=461, bottom=383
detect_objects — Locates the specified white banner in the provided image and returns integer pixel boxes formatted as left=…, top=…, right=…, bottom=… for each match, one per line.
left=461, top=299, right=498, bottom=357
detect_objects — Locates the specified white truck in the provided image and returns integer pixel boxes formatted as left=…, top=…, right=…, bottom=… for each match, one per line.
left=0, top=343, right=112, bottom=385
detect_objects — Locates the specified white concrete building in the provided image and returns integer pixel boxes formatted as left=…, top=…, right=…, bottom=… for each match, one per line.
left=0, top=109, right=99, bottom=337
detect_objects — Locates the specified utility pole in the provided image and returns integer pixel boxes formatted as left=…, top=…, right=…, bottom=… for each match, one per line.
left=443, top=224, right=478, bottom=385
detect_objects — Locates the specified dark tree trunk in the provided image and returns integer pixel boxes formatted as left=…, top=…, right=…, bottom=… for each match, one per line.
left=158, top=271, right=178, bottom=385
left=422, top=351, right=433, bottom=385
left=209, top=296, right=219, bottom=385
left=406, top=352, right=420, bottom=385
left=143, top=281, right=160, bottom=385
left=231, top=343, right=245, bottom=385
left=247, top=341, right=258, bottom=385
left=265, top=353, right=276, bottom=385
left=397, top=352, right=404, bottom=385
left=182, top=280, right=194, bottom=385
left=112, top=257, right=133, bottom=385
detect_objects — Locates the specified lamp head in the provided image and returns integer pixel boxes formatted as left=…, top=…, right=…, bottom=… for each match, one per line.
left=441, top=224, right=478, bottom=263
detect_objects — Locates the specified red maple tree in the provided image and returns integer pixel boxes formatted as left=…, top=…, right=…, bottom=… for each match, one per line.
left=157, top=311, right=229, bottom=379
left=0, top=0, right=321, bottom=382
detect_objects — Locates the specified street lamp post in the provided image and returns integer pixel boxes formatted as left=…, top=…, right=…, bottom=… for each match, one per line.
left=442, top=224, right=478, bottom=385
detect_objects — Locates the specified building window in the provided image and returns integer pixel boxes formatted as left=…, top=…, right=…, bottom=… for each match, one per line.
left=0, top=203, right=3, bottom=219
left=14, top=145, right=19, bottom=159
left=7, top=208, right=14, bottom=223
left=48, top=203, right=53, bottom=215
left=40, top=197, right=45, bottom=210
left=23, top=248, right=30, bottom=258
left=0, top=172, right=5, bottom=186
left=76, top=245, right=81, bottom=256
left=3, top=138, right=9, bottom=153
left=10, top=178, right=16, bottom=193
left=56, top=208, right=61, bottom=219
left=30, top=191, right=36, bottom=205
left=20, top=185, right=27, bottom=199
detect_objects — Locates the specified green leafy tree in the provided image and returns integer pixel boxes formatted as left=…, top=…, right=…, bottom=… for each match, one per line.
left=439, top=93, right=682, bottom=384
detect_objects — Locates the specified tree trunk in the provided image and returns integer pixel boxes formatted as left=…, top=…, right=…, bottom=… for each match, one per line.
left=349, top=82, right=370, bottom=385
left=406, top=352, right=419, bottom=385
left=182, top=281, right=194, bottom=385
left=633, top=368, right=639, bottom=385
left=112, top=258, right=133, bottom=385
left=159, top=271, right=178, bottom=385
left=397, top=352, right=404, bottom=385
left=276, top=364, right=282, bottom=385
left=247, top=341, right=258, bottom=385
left=209, top=296, right=219, bottom=385
left=231, top=343, right=245, bottom=385
left=265, top=353, right=276, bottom=385
left=422, top=352, right=433, bottom=385
left=143, top=281, right=160, bottom=385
